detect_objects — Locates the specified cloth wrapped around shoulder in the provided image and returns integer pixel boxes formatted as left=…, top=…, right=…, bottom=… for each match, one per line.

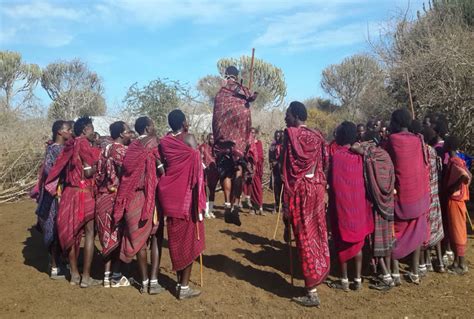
left=359, top=141, right=395, bottom=220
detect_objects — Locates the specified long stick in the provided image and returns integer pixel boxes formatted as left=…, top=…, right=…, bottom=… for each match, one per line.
left=288, top=226, right=294, bottom=286
left=467, top=211, right=474, bottom=232
left=195, top=187, right=203, bottom=287
left=248, top=48, right=255, bottom=91
left=406, top=73, right=415, bottom=119
left=272, top=186, right=284, bottom=240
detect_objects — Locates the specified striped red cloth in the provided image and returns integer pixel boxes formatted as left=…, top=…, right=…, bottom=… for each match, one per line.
left=212, top=79, right=252, bottom=160
left=113, top=137, right=160, bottom=263
left=387, top=132, right=430, bottom=259
left=45, top=136, right=99, bottom=255
left=282, top=126, right=330, bottom=288
left=330, top=146, right=374, bottom=263
left=95, top=143, right=127, bottom=257
left=158, top=133, right=206, bottom=271
left=248, top=139, right=264, bottom=207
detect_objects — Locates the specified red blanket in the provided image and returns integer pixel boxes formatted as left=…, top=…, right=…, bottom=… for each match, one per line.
left=212, top=80, right=252, bottom=159
left=248, top=139, right=264, bottom=207
left=282, top=126, right=330, bottom=288
left=387, top=132, right=430, bottom=220
left=330, top=147, right=374, bottom=262
left=113, top=137, right=159, bottom=224
left=95, top=143, right=127, bottom=256
left=45, top=136, right=99, bottom=255
left=282, top=126, right=328, bottom=196
left=157, top=134, right=206, bottom=219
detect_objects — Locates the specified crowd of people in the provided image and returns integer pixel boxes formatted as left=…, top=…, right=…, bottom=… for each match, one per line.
left=31, top=65, right=471, bottom=308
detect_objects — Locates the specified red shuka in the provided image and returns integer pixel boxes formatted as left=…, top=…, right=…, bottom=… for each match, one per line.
left=45, top=136, right=99, bottom=255
left=282, top=126, right=330, bottom=288
left=212, top=79, right=252, bottom=159
left=330, top=146, right=374, bottom=263
left=248, top=139, right=264, bottom=207
left=113, top=137, right=160, bottom=263
left=158, top=133, right=206, bottom=271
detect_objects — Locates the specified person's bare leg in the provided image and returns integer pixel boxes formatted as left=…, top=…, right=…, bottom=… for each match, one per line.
left=68, top=245, right=80, bottom=284
left=231, top=166, right=243, bottom=205
left=435, top=242, right=445, bottom=271
left=222, top=177, right=232, bottom=204
left=150, top=235, right=159, bottom=280
left=82, top=219, right=95, bottom=280
left=177, top=263, right=201, bottom=299
left=354, top=251, right=363, bottom=290
left=137, top=246, right=149, bottom=292
left=411, top=247, right=420, bottom=275
left=392, top=259, right=401, bottom=286
left=419, top=248, right=427, bottom=276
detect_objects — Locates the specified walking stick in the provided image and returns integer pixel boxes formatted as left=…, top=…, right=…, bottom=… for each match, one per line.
left=194, top=188, right=203, bottom=287
left=467, top=211, right=474, bottom=232
left=272, top=187, right=284, bottom=240
left=249, top=48, right=255, bottom=91
left=406, top=73, right=415, bottom=119
left=288, top=226, right=294, bottom=286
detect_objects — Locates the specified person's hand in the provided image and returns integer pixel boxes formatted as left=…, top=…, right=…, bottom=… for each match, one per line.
left=248, top=92, right=258, bottom=102
left=350, top=142, right=363, bottom=155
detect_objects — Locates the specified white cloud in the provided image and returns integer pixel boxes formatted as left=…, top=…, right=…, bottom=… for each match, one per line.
left=2, top=1, right=83, bottom=20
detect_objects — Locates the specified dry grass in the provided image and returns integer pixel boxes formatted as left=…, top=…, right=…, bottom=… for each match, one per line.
left=0, top=112, right=49, bottom=202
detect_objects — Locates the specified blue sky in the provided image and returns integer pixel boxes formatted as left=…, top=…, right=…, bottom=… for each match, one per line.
left=0, top=0, right=424, bottom=113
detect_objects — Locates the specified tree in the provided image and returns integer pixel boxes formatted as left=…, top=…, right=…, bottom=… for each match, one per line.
left=217, top=56, right=287, bottom=109
left=303, top=97, right=339, bottom=113
left=41, top=59, right=106, bottom=119
left=372, top=0, right=474, bottom=154
left=321, top=54, right=388, bottom=120
left=123, top=78, right=194, bottom=134
left=0, top=51, right=41, bottom=112
left=196, top=75, right=223, bottom=104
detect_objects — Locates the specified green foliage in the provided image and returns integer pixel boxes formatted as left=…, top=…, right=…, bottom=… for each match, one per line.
left=196, top=75, right=223, bottom=104
left=303, top=97, right=339, bottom=113
left=306, top=108, right=339, bottom=138
left=0, top=51, right=41, bottom=112
left=376, top=0, right=474, bottom=154
left=123, top=78, right=189, bottom=134
left=41, top=59, right=106, bottom=120
left=217, top=56, right=287, bottom=109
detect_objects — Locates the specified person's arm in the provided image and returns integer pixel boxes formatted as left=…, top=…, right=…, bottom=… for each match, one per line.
left=447, top=175, right=469, bottom=195
left=184, top=133, right=198, bottom=149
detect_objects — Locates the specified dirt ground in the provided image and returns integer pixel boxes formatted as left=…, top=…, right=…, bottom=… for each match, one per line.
left=0, top=191, right=473, bottom=318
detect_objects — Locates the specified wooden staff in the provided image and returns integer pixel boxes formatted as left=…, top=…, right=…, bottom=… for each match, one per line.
left=248, top=48, right=255, bottom=91
left=467, top=211, right=474, bottom=232
left=272, top=187, right=284, bottom=240
left=194, top=187, right=203, bottom=287
left=406, top=73, right=415, bottom=119
left=288, top=226, right=294, bottom=286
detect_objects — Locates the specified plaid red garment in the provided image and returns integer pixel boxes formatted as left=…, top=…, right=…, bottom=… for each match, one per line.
left=95, top=143, right=127, bottom=257
left=282, top=126, right=330, bottom=288
left=212, top=79, right=252, bottom=160
left=45, top=137, right=100, bottom=256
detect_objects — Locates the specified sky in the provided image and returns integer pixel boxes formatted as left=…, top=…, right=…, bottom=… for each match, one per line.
left=0, top=0, right=425, bottom=113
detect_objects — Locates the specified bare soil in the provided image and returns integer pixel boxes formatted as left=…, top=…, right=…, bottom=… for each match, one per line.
left=0, top=191, right=473, bottom=318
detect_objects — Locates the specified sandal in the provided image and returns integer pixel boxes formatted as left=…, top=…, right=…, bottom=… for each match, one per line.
left=80, top=276, right=102, bottom=288
left=404, top=272, right=420, bottom=285
left=111, top=276, right=130, bottom=288
left=69, top=273, right=81, bottom=286
left=327, top=280, right=350, bottom=292
left=292, top=291, right=321, bottom=307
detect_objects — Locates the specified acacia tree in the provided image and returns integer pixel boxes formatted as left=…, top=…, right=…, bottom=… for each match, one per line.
left=0, top=51, right=41, bottom=113
left=216, top=56, right=287, bottom=109
left=41, top=59, right=106, bottom=119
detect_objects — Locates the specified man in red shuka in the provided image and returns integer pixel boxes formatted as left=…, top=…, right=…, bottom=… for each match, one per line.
left=282, top=101, right=330, bottom=307
left=198, top=133, right=218, bottom=219
left=113, top=116, right=165, bottom=295
left=158, top=109, right=206, bottom=300
left=45, top=116, right=101, bottom=288
left=212, top=66, right=258, bottom=226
